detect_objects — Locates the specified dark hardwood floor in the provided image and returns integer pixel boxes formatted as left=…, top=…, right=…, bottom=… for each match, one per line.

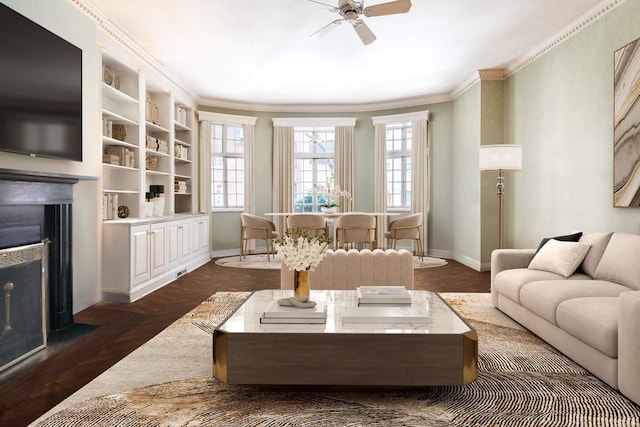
left=0, top=257, right=489, bottom=426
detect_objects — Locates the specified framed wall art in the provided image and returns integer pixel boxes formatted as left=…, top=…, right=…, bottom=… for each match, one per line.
left=613, top=37, right=640, bottom=207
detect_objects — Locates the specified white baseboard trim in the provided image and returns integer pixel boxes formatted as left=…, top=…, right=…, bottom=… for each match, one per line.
left=428, top=249, right=453, bottom=259
left=103, top=253, right=211, bottom=303
left=211, top=248, right=240, bottom=258
left=453, top=253, right=482, bottom=272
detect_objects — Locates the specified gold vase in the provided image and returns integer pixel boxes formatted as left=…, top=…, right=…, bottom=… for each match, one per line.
left=294, top=270, right=310, bottom=300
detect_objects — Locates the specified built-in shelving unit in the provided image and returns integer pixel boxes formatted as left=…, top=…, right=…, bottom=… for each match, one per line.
left=100, top=51, right=206, bottom=303
left=100, top=53, right=198, bottom=221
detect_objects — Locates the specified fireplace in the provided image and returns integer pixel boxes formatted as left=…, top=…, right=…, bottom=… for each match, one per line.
left=0, top=168, right=91, bottom=372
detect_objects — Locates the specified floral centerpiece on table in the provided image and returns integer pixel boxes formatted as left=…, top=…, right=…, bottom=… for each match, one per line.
left=274, top=229, right=332, bottom=307
left=314, top=177, right=352, bottom=210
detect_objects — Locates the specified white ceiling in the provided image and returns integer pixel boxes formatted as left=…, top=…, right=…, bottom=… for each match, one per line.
left=85, top=0, right=606, bottom=107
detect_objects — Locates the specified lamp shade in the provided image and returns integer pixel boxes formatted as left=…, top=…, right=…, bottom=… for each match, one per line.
left=479, top=144, right=522, bottom=171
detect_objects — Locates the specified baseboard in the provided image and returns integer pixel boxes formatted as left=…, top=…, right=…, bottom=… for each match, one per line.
left=211, top=245, right=268, bottom=258
left=103, top=254, right=211, bottom=303
left=453, top=253, right=482, bottom=272
left=428, top=249, right=453, bottom=259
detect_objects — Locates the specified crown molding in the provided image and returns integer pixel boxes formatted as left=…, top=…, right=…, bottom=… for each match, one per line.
left=450, top=72, right=482, bottom=99
left=505, top=0, right=625, bottom=77
left=478, top=69, right=507, bottom=80
left=371, top=110, right=430, bottom=125
left=72, top=0, right=624, bottom=111
left=272, top=117, right=357, bottom=127
left=199, top=93, right=451, bottom=114
left=198, top=111, right=257, bottom=125
left=71, top=0, right=199, bottom=102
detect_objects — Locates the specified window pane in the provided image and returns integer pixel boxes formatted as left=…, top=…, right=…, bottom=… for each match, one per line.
left=211, top=124, right=244, bottom=209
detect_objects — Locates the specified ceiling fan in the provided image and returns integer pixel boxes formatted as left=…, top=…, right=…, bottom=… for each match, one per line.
left=305, top=0, right=412, bottom=45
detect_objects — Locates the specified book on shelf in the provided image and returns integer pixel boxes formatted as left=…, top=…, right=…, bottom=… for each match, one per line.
left=262, top=300, right=327, bottom=319
left=341, top=305, right=429, bottom=324
left=357, top=286, right=412, bottom=304
left=259, top=317, right=326, bottom=324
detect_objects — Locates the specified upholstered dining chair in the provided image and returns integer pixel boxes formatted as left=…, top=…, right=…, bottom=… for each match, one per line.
left=334, top=213, right=376, bottom=250
left=240, top=213, right=279, bottom=261
left=384, top=212, right=424, bottom=260
left=286, top=214, right=328, bottom=240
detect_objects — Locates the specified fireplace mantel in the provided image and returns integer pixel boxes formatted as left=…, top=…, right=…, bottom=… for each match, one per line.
left=0, top=169, right=96, bottom=330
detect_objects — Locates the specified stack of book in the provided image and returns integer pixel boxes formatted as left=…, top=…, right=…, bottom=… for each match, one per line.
left=175, top=180, right=188, bottom=193
left=357, top=286, right=412, bottom=305
left=145, top=136, right=169, bottom=154
left=260, top=300, right=327, bottom=324
left=341, top=305, right=429, bottom=324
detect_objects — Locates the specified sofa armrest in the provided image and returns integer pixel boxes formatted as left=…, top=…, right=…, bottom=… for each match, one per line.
left=619, top=291, right=640, bottom=405
left=490, top=249, right=536, bottom=288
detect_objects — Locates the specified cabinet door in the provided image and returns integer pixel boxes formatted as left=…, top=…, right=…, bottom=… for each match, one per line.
left=180, top=219, right=191, bottom=261
left=190, top=219, right=200, bottom=255
left=166, top=220, right=180, bottom=269
left=131, top=225, right=150, bottom=285
left=150, top=222, right=168, bottom=277
left=198, top=218, right=209, bottom=252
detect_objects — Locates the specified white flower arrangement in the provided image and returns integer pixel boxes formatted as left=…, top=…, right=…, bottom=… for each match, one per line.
left=314, top=177, right=352, bottom=208
left=274, top=230, right=332, bottom=271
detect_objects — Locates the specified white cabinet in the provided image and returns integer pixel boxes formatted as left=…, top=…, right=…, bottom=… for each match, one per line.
left=149, top=222, right=168, bottom=277
left=131, top=224, right=151, bottom=285
left=103, top=214, right=210, bottom=302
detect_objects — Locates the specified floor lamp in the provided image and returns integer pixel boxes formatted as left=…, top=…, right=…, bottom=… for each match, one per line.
left=479, top=145, right=522, bottom=249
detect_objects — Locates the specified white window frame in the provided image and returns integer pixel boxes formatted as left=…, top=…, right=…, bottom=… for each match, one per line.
left=211, top=122, right=244, bottom=211
left=386, top=121, right=412, bottom=211
left=293, top=127, right=335, bottom=212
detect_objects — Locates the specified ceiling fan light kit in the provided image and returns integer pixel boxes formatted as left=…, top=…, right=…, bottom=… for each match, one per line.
left=306, top=0, right=412, bottom=45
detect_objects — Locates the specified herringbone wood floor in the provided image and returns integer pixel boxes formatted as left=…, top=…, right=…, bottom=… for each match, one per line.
left=0, top=257, right=489, bottom=426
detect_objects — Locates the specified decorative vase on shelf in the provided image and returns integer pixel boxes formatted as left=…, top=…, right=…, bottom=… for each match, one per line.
left=320, top=206, right=338, bottom=214
left=294, top=270, right=310, bottom=300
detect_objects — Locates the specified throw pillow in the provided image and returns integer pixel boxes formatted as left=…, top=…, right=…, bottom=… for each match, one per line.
left=528, top=239, right=591, bottom=278
left=536, top=231, right=583, bottom=253
left=574, top=230, right=613, bottom=277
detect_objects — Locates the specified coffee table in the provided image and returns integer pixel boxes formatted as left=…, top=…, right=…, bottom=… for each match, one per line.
left=213, top=290, right=477, bottom=386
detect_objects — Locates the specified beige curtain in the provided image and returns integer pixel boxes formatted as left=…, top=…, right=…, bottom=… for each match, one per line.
left=243, top=123, right=256, bottom=251
left=273, top=126, right=294, bottom=234
left=412, top=117, right=430, bottom=256
left=373, top=123, right=387, bottom=245
left=334, top=125, right=355, bottom=212
left=198, top=120, right=211, bottom=214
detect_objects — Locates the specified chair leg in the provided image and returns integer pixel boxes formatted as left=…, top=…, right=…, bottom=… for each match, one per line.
left=417, top=235, right=424, bottom=261
left=240, top=228, right=245, bottom=260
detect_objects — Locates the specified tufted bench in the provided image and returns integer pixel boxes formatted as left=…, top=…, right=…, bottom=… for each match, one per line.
left=281, top=248, right=414, bottom=290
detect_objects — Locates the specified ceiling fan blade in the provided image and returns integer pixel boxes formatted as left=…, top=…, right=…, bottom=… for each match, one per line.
left=363, top=0, right=412, bottom=17
left=310, top=19, right=343, bottom=40
left=353, top=19, right=376, bottom=45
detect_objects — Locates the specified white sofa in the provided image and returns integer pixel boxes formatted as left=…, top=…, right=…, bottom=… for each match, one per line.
left=281, top=248, right=414, bottom=290
left=491, top=231, right=640, bottom=405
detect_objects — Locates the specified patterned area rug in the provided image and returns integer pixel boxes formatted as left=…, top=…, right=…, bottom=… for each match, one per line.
left=33, top=292, right=640, bottom=427
left=215, top=254, right=447, bottom=270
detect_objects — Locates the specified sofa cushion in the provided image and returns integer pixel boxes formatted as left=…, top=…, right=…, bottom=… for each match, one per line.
left=536, top=231, right=582, bottom=252
left=520, top=280, right=630, bottom=325
left=528, top=239, right=591, bottom=278
left=594, top=233, right=640, bottom=290
left=556, top=297, right=619, bottom=358
left=494, top=268, right=591, bottom=304
left=577, top=231, right=613, bottom=278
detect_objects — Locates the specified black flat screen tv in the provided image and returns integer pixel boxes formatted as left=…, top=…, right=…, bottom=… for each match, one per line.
left=0, top=3, right=82, bottom=162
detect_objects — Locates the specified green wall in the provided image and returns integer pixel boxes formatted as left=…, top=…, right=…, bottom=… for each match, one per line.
left=452, top=83, right=481, bottom=268
left=199, top=103, right=455, bottom=255
left=505, top=0, right=640, bottom=248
